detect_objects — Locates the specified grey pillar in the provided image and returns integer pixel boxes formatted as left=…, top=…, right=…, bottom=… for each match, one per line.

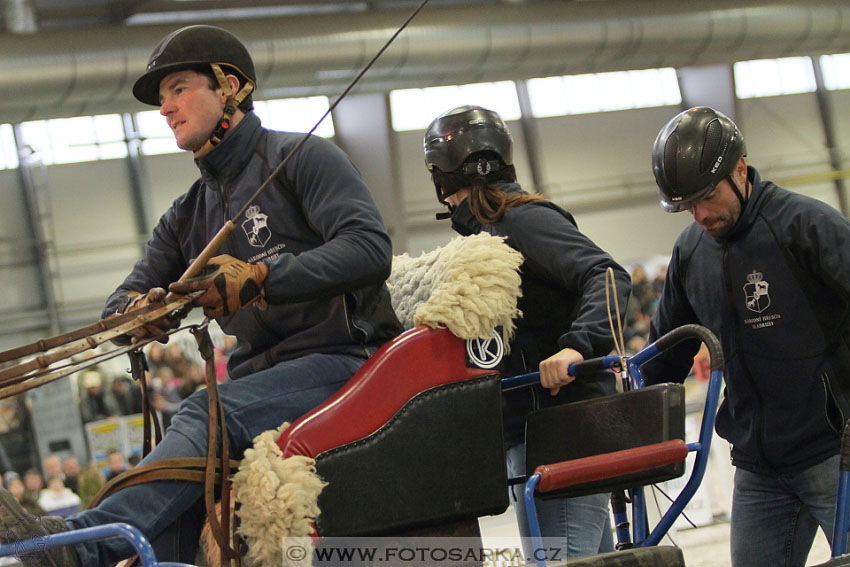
left=12, top=124, right=60, bottom=335
left=515, top=81, right=546, bottom=195
left=123, top=113, right=156, bottom=250
left=811, top=58, right=848, bottom=216
left=332, top=93, right=407, bottom=252
left=677, top=64, right=737, bottom=122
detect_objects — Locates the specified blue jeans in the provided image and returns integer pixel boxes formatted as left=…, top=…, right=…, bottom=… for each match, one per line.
left=730, top=453, right=840, bottom=567
left=506, top=443, right=614, bottom=560
left=66, top=352, right=363, bottom=567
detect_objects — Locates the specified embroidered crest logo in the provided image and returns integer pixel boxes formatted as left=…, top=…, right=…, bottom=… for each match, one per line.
left=743, top=270, right=771, bottom=314
left=241, top=205, right=271, bottom=248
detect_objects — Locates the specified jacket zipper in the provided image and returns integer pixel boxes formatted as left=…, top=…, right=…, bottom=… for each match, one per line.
left=213, top=171, right=230, bottom=228
left=822, top=372, right=846, bottom=434
left=342, top=294, right=372, bottom=357
left=723, top=242, right=771, bottom=471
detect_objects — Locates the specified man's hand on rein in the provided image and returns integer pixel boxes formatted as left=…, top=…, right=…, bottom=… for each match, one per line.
left=168, top=254, right=268, bottom=319
left=115, top=287, right=187, bottom=344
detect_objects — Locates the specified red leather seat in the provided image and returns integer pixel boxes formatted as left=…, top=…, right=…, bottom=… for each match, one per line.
left=277, top=326, right=509, bottom=537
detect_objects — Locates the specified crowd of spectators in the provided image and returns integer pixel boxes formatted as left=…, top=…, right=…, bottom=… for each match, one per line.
left=1, top=451, right=141, bottom=518
left=623, top=264, right=667, bottom=353
left=0, top=334, right=243, bottom=520
left=78, top=335, right=237, bottom=430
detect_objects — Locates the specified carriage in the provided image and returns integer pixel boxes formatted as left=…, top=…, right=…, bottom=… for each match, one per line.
left=0, top=233, right=846, bottom=567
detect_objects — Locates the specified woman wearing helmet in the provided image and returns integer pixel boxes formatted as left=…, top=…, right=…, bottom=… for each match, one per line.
left=644, top=106, right=850, bottom=567
left=425, top=105, right=632, bottom=559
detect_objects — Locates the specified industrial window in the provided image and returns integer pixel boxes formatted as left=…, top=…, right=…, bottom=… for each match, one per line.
left=17, top=114, right=128, bottom=165
left=389, top=81, right=521, bottom=132
left=253, top=97, right=335, bottom=138
left=135, top=110, right=176, bottom=156
left=526, top=68, right=681, bottom=118
left=0, top=125, right=19, bottom=170
left=734, top=57, right=816, bottom=99
left=820, top=52, right=850, bottom=91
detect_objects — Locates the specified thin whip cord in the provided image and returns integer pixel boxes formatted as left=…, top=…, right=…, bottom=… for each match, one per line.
left=233, top=0, right=431, bottom=222
left=605, top=266, right=628, bottom=381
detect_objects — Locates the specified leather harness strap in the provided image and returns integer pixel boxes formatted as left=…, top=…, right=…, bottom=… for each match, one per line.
left=129, top=350, right=162, bottom=458
left=89, top=322, right=245, bottom=566
left=191, top=324, right=241, bottom=566
left=89, top=457, right=241, bottom=506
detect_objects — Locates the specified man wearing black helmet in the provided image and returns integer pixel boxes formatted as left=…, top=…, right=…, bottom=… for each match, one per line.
left=425, top=105, right=631, bottom=560
left=643, top=106, right=850, bottom=566
left=0, top=25, right=401, bottom=566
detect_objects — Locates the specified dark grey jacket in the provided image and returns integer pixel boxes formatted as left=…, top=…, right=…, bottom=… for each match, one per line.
left=104, top=112, right=402, bottom=378
left=447, top=183, right=631, bottom=442
left=644, top=167, right=850, bottom=474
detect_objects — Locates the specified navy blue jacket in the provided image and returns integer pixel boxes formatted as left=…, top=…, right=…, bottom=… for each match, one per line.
left=644, top=167, right=850, bottom=474
left=104, top=113, right=402, bottom=378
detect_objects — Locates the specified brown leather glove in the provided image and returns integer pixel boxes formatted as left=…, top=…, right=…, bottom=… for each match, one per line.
left=116, top=287, right=184, bottom=344
left=169, top=254, right=268, bottom=319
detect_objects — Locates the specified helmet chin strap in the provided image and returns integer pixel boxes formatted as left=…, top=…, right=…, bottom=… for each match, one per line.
left=727, top=173, right=749, bottom=210
left=193, top=63, right=256, bottom=160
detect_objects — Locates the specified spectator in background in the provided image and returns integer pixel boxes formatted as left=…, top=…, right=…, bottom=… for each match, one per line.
left=23, top=468, right=43, bottom=501
left=165, top=343, right=192, bottom=380
left=39, top=475, right=82, bottom=518
left=62, top=456, right=82, bottom=495
left=177, top=363, right=206, bottom=399
left=79, top=371, right=119, bottom=423
left=110, top=376, right=142, bottom=416
left=648, top=265, right=667, bottom=314
left=5, top=472, right=45, bottom=517
left=630, top=265, right=651, bottom=309
left=214, top=335, right=238, bottom=382
left=77, top=461, right=106, bottom=508
left=42, top=454, right=64, bottom=483
left=150, top=390, right=175, bottom=432
left=145, top=342, right=168, bottom=377
left=104, top=449, right=128, bottom=482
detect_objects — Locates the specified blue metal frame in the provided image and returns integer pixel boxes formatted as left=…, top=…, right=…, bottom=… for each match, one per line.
left=831, top=418, right=850, bottom=558
left=507, top=324, right=724, bottom=563
left=0, top=523, right=196, bottom=567
left=524, top=474, right=546, bottom=567
left=833, top=469, right=850, bottom=557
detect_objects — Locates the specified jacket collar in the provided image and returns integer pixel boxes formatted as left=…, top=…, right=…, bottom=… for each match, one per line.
left=196, top=112, right=263, bottom=182
left=726, top=166, right=769, bottom=239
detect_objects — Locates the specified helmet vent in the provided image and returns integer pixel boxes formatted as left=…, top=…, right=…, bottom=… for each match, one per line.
left=663, top=133, right=678, bottom=187
left=700, top=119, right=723, bottom=173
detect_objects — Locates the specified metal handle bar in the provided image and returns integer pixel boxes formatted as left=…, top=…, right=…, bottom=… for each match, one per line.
left=0, top=522, right=195, bottom=567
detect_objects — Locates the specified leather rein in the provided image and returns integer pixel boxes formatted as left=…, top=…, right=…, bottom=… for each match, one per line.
left=0, top=295, right=243, bottom=566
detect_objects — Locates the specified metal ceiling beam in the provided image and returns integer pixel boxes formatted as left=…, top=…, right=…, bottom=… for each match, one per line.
left=0, top=0, right=848, bottom=122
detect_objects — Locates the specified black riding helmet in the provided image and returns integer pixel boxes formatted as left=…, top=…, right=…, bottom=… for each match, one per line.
left=652, top=106, right=746, bottom=212
left=133, top=25, right=256, bottom=112
left=424, top=105, right=514, bottom=204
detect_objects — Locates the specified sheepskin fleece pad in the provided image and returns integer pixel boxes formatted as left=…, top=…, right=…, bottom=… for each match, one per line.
left=231, top=422, right=325, bottom=567
left=387, top=232, right=523, bottom=343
